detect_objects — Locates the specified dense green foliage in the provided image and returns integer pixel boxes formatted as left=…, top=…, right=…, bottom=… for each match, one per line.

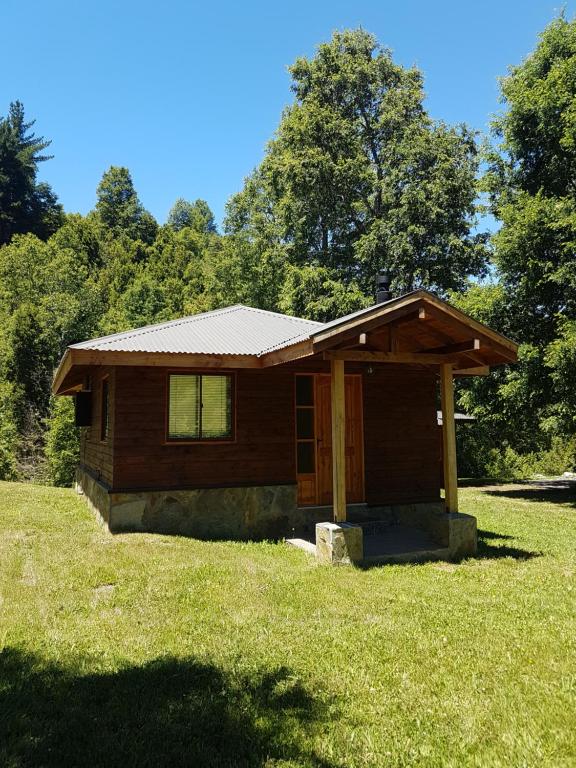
left=452, top=15, right=576, bottom=475
left=1, top=19, right=575, bottom=484
left=1, top=480, right=576, bottom=765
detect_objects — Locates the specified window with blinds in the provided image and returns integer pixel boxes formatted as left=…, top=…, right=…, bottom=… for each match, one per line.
left=168, top=374, right=233, bottom=441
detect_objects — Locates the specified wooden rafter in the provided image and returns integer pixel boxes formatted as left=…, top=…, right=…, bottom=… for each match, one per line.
left=324, top=350, right=463, bottom=365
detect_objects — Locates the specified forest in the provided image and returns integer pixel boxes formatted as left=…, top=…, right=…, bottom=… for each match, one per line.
left=1, top=18, right=575, bottom=486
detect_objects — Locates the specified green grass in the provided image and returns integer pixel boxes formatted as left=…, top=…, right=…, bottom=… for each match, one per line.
left=1, top=481, right=575, bottom=767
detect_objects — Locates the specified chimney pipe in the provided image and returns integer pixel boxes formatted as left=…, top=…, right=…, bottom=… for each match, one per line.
left=375, top=273, right=392, bottom=304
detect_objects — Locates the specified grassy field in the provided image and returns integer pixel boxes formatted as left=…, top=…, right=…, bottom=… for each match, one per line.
left=1, top=481, right=575, bottom=767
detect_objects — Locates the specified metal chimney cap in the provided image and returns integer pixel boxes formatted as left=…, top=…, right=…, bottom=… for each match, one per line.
left=375, top=273, right=392, bottom=304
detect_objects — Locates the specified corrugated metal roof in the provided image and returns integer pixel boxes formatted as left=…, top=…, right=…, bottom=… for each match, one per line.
left=71, top=305, right=324, bottom=356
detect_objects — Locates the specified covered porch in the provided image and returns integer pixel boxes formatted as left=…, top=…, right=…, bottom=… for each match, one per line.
left=282, top=289, right=518, bottom=563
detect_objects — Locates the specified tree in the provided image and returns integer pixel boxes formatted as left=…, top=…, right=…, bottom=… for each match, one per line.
left=94, top=166, right=157, bottom=244
left=226, top=29, right=485, bottom=316
left=486, top=15, right=576, bottom=341
left=0, top=101, right=63, bottom=245
left=167, top=198, right=217, bottom=233
left=465, top=15, right=576, bottom=451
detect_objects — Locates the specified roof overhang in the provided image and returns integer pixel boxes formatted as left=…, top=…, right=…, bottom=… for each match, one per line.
left=53, top=290, right=518, bottom=395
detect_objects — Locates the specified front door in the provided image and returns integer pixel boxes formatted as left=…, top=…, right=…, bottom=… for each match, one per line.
left=295, top=374, right=364, bottom=506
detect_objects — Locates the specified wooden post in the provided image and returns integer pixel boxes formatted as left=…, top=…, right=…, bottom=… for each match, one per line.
left=331, top=358, right=346, bottom=522
left=440, top=363, right=458, bottom=513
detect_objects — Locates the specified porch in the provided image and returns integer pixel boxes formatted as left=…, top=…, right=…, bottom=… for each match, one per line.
left=286, top=502, right=476, bottom=564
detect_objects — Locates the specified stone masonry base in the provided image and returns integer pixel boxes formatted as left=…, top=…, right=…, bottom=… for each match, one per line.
left=75, top=466, right=477, bottom=554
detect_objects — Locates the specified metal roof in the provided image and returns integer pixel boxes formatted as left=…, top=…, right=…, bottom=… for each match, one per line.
left=71, top=305, right=324, bottom=357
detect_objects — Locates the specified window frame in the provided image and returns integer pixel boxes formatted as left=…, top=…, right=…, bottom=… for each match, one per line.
left=100, top=376, right=110, bottom=442
left=164, top=370, right=237, bottom=445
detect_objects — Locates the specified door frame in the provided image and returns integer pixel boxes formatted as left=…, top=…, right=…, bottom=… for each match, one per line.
left=294, top=372, right=365, bottom=506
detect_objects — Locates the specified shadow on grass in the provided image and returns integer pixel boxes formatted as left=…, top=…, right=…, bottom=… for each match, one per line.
left=482, top=482, right=576, bottom=508
left=0, top=647, right=333, bottom=768
left=475, top=528, right=540, bottom=562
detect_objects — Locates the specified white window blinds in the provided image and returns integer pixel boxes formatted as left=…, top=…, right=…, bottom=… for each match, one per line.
left=168, top=374, right=232, bottom=440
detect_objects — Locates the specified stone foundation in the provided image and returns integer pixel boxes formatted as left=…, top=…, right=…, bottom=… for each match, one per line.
left=76, top=466, right=301, bottom=540
left=75, top=467, right=477, bottom=555
left=316, top=522, right=363, bottom=565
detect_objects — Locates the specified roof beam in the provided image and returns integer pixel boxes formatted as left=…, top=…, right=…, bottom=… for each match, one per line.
left=259, top=338, right=314, bottom=367
left=313, top=301, right=427, bottom=353
left=424, top=338, right=481, bottom=355
left=323, top=350, right=462, bottom=365
left=421, top=302, right=517, bottom=360
left=454, top=366, right=490, bottom=376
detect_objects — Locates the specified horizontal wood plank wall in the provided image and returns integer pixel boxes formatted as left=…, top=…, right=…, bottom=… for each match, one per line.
left=79, top=367, right=114, bottom=485
left=113, top=366, right=296, bottom=490
left=363, top=367, right=441, bottom=504
left=102, top=359, right=440, bottom=504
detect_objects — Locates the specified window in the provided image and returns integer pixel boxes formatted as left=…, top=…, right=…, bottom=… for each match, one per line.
left=100, top=379, right=109, bottom=441
left=295, top=374, right=315, bottom=474
left=168, top=374, right=233, bottom=441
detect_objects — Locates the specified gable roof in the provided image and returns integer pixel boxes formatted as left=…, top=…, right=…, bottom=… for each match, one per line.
left=53, top=290, right=519, bottom=395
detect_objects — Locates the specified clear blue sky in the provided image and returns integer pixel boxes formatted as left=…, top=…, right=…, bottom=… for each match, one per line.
left=1, top=0, right=571, bottom=228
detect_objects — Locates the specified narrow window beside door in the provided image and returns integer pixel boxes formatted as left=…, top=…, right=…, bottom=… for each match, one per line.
left=167, top=374, right=233, bottom=441
left=100, top=378, right=109, bottom=441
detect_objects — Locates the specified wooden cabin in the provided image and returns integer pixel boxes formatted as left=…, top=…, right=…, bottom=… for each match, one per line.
left=52, top=289, right=518, bottom=552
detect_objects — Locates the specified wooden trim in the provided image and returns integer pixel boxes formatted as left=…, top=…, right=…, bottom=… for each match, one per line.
left=52, top=349, right=74, bottom=394
left=260, top=338, right=314, bottom=367
left=312, top=290, right=518, bottom=360
left=440, top=363, right=458, bottom=513
left=426, top=339, right=480, bottom=355
left=76, top=349, right=260, bottom=370
left=324, top=350, right=462, bottom=365
left=313, top=297, right=427, bottom=353
left=164, top=371, right=237, bottom=444
left=422, top=301, right=517, bottom=359
left=454, top=366, right=490, bottom=376
left=331, top=359, right=346, bottom=522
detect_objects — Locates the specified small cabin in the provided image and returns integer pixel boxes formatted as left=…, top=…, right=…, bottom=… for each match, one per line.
left=53, top=288, right=517, bottom=556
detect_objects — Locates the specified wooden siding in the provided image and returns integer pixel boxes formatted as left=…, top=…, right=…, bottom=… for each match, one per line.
left=87, top=359, right=442, bottom=506
left=113, top=366, right=296, bottom=490
left=363, top=366, right=441, bottom=505
left=79, top=367, right=115, bottom=486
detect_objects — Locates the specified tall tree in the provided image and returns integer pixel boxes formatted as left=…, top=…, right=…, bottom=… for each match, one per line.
left=457, top=15, right=576, bottom=455
left=226, top=29, right=485, bottom=317
left=94, top=166, right=157, bottom=244
left=0, top=101, right=63, bottom=245
left=167, top=198, right=217, bottom=233
left=486, top=15, right=576, bottom=342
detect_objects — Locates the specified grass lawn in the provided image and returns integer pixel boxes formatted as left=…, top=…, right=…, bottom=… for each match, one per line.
left=1, top=481, right=575, bottom=767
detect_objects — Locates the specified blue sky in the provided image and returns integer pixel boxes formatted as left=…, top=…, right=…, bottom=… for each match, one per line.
left=1, top=0, right=571, bottom=227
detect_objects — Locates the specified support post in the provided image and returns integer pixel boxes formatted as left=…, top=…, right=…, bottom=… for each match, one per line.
left=331, top=358, right=346, bottom=522
left=440, top=363, right=458, bottom=513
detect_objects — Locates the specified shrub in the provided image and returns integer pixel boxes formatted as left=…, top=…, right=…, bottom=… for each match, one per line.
left=532, top=436, right=576, bottom=476
left=44, top=397, right=79, bottom=487
left=485, top=445, right=534, bottom=482
left=0, top=381, right=18, bottom=480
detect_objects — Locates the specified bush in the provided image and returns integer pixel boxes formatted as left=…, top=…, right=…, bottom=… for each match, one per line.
left=485, top=445, right=534, bottom=482
left=0, top=381, right=18, bottom=480
left=532, top=436, right=576, bottom=476
left=44, top=397, right=79, bottom=487
left=483, top=437, right=576, bottom=482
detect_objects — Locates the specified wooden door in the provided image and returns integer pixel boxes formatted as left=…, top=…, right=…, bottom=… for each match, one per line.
left=296, top=374, right=364, bottom=506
